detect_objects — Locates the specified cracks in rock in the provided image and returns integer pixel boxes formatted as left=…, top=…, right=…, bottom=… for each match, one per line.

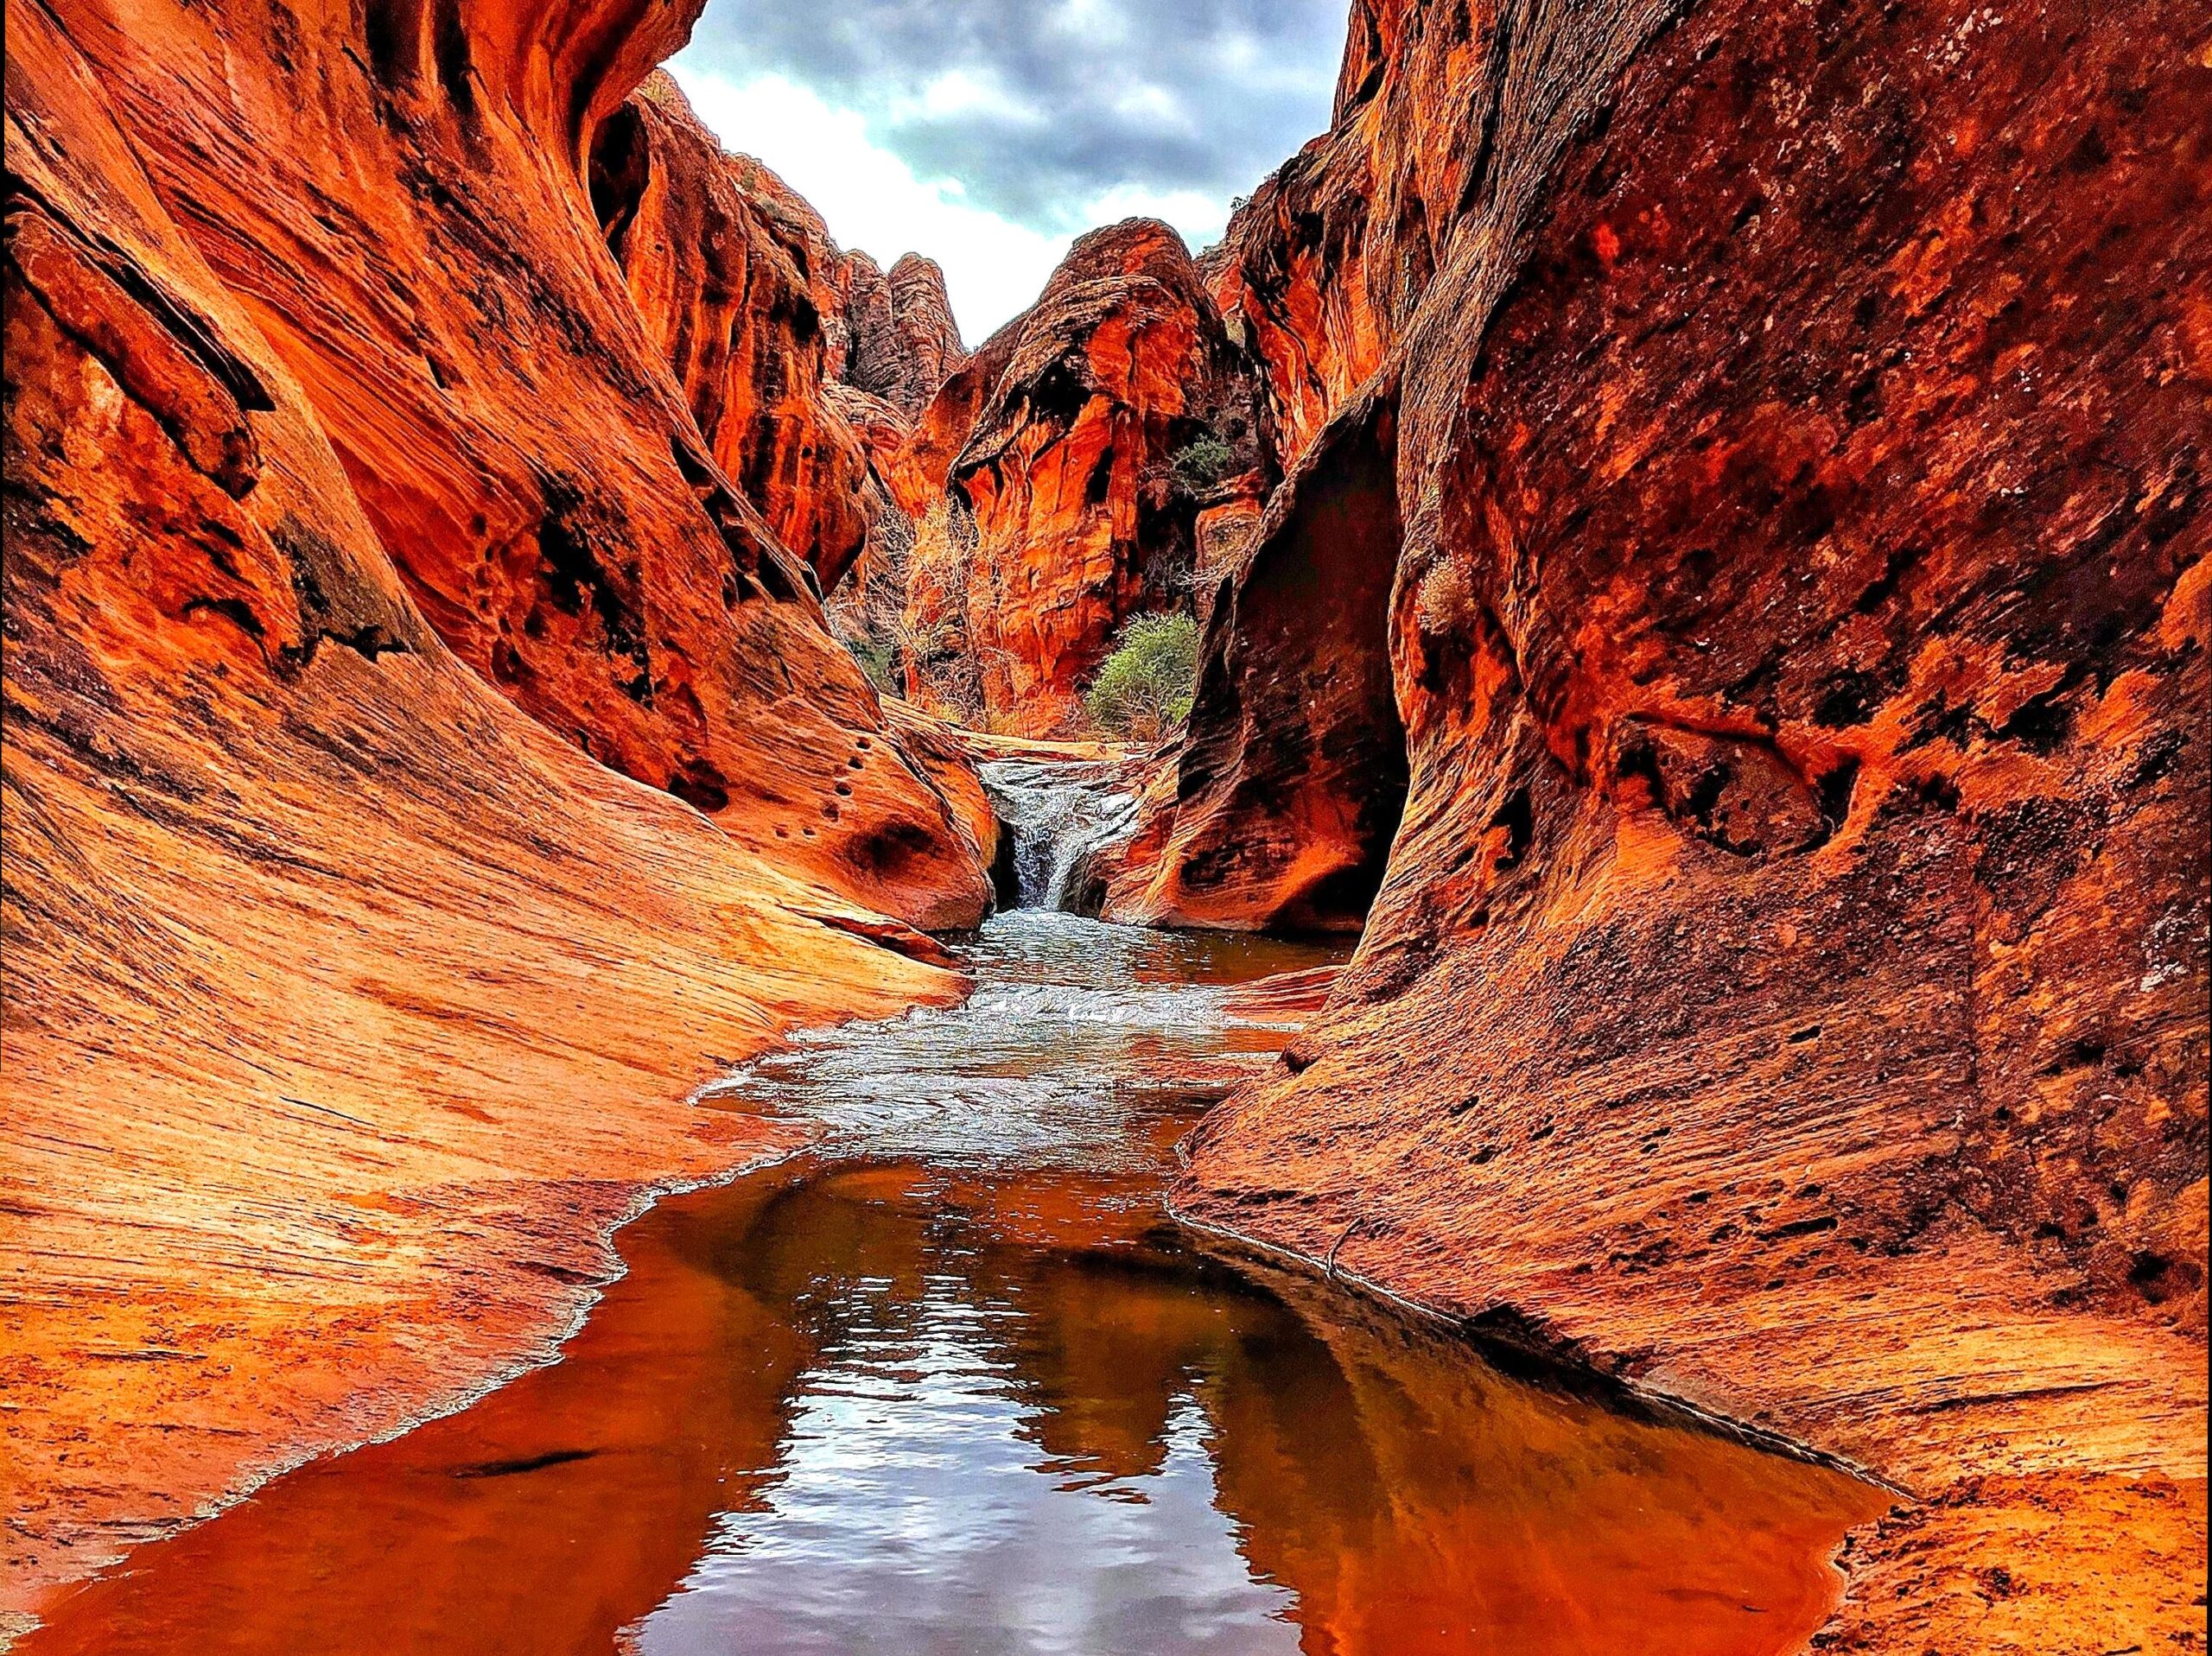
left=586, top=102, right=650, bottom=267
left=5, top=193, right=270, bottom=500
left=1610, top=714, right=1854, bottom=859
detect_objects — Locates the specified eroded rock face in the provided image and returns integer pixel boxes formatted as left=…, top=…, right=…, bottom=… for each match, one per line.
left=1202, top=0, right=1452, bottom=475
left=609, top=74, right=874, bottom=591
left=607, top=95, right=967, bottom=599
left=1109, top=397, right=1406, bottom=931
left=2, top=0, right=968, bottom=1612
left=1160, top=0, right=2209, bottom=1648
left=842, top=251, right=966, bottom=418
left=29, top=0, right=989, bottom=929
left=894, top=219, right=1256, bottom=735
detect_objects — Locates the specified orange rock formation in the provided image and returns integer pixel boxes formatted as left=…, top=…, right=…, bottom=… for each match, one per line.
left=841, top=251, right=967, bottom=420
left=1131, top=0, right=2210, bottom=1651
left=607, top=75, right=873, bottom=590
left=1, top=0, right=983, bottom=1628
left=20, top=0, right=989, bottom=929
left=607, top=79, right=968, bottom=593
left=8, top=0, right=2207, bottom=1650
left=891, top=220, right=1256, bottom=735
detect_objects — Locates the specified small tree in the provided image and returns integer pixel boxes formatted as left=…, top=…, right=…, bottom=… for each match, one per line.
left=1084, top=613, right=1199, bottom=744
left=1168, top=433, right=1237, bottom=498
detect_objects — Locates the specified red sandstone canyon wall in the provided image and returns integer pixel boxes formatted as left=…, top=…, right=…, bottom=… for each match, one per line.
left=9, top=0, right=2207, bottom=1647
left=607, top=77, right=968, bottom=593
left=1146, top=0, right=2209, bottom=1650
left=607, top=74, right=874, bottom=590
left=22, top=0, right=990, bottom=929
left=841, top=251, right=967, bottom=420
left=1, top=0, right=988, bottom=1624
left=880, top=220, right=1256, bottom=736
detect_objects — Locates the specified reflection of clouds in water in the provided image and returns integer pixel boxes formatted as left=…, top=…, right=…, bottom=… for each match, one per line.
left=645, top=911, right=1318, bottom=1650
left=632, top=1278, right=1295, bottom=1656
left=38, top=907, right=1879, bottom=1656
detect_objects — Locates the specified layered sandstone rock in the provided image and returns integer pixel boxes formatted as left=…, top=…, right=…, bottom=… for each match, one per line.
left=1, top=0, right=971, bottom=1624
left=606, top=82, right=968, bottom=593
left=895, top=219, right=1256, bottom=735
left=1198, top=0, right=1428, bottom=477
left=608, top=74, right=875, bottom=589
left=26, top=0, right=989, bottom=929
left=1156, top=0, right=2209, bottom=1650
left=841, top=251, right=966, bottom=418
left=1109, top=398, right=1407, bottom=931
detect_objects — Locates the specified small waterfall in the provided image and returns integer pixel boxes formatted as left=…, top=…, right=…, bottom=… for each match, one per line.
left=976, top=758, right=1141, bottom=914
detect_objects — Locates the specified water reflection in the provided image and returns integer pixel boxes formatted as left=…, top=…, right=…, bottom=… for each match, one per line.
left=28, top=915, right=1882, bottom=1655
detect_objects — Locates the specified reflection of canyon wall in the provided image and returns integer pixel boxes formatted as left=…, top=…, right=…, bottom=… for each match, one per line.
left=22, top=1163, right=1872, bottom=1656
left=1158, top=0, right=2209, bottom=1650
left=0, top=0, right=982, bottom=1618
left=884, top=219, right=1260, bottom=737
left=16, top=1181, right=817, bottom=1656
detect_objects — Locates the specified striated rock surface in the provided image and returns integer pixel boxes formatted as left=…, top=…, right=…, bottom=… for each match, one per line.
left=609, top=74, right=875, bottom=590
left=1199, top=0, right=1436, bottom=476
left=1, top=0, right=970, bottom=1626
left=1155, top=0, right=2209, bottom=1650
left=883, top=319, right=1017, bottom=523
left=606, top=86, right=966, bottom=593
left=896, top=219, right=1255, bottom=735
left=26, top=0, right=989, bottom=929
left=1109, top=398, right=1407, bottom=931
left=842, top=251, right=967, bottom=418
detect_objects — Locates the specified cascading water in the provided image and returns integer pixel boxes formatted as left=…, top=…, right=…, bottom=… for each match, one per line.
left=976, top=758, right=1142, bottom=914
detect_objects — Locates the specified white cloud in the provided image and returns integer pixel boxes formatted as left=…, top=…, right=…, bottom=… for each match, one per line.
left=667, top=65, right=1068, bottom=339
left=666, top=63, right=1238, bottom=341
left=1080, top=183, right=1228, bottom=249
left=1109, top=82, right=1187, bottom=129
left=912, top=68, right=1043, bottom=126
left=1048, top=0, right=1132, bottom=48
left=672, top=0, right=1345, bottom=246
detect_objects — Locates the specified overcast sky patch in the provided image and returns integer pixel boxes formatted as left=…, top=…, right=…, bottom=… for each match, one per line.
left=668, top=0, right=1347, bottom=338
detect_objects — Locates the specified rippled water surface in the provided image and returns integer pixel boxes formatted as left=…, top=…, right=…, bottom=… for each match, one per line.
left=29, top=912, right=1883, bottom=1655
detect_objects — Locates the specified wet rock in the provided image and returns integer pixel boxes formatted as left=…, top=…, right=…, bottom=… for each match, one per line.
left=978, top=758, right=1142, bottom=915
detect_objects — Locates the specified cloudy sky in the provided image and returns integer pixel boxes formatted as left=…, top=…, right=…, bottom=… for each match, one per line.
left=667, top=1, right=1349, bottom=339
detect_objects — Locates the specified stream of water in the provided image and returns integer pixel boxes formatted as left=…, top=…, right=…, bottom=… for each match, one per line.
left=27, top=904, right=1882, bottom=1655
left=977, top=758, right=1141, bottom=913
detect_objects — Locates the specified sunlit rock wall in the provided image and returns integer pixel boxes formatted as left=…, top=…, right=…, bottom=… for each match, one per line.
left=2, top=0, right=975, bottom=1614
left=894, top=219, right=1257, bottom=736
left=25, top=0, right=990, bottom=926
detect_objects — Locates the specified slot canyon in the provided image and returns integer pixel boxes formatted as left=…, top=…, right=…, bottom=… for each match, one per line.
left=2, top=0, right=2204, bottom=1652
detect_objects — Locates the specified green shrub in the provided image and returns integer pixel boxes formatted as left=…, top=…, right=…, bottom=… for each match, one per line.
left=841, top=632, right=900, bottom=695
left=1168, top=433, right=1236, bottom=497
left=1084, top=612, right=1200, bottom=743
